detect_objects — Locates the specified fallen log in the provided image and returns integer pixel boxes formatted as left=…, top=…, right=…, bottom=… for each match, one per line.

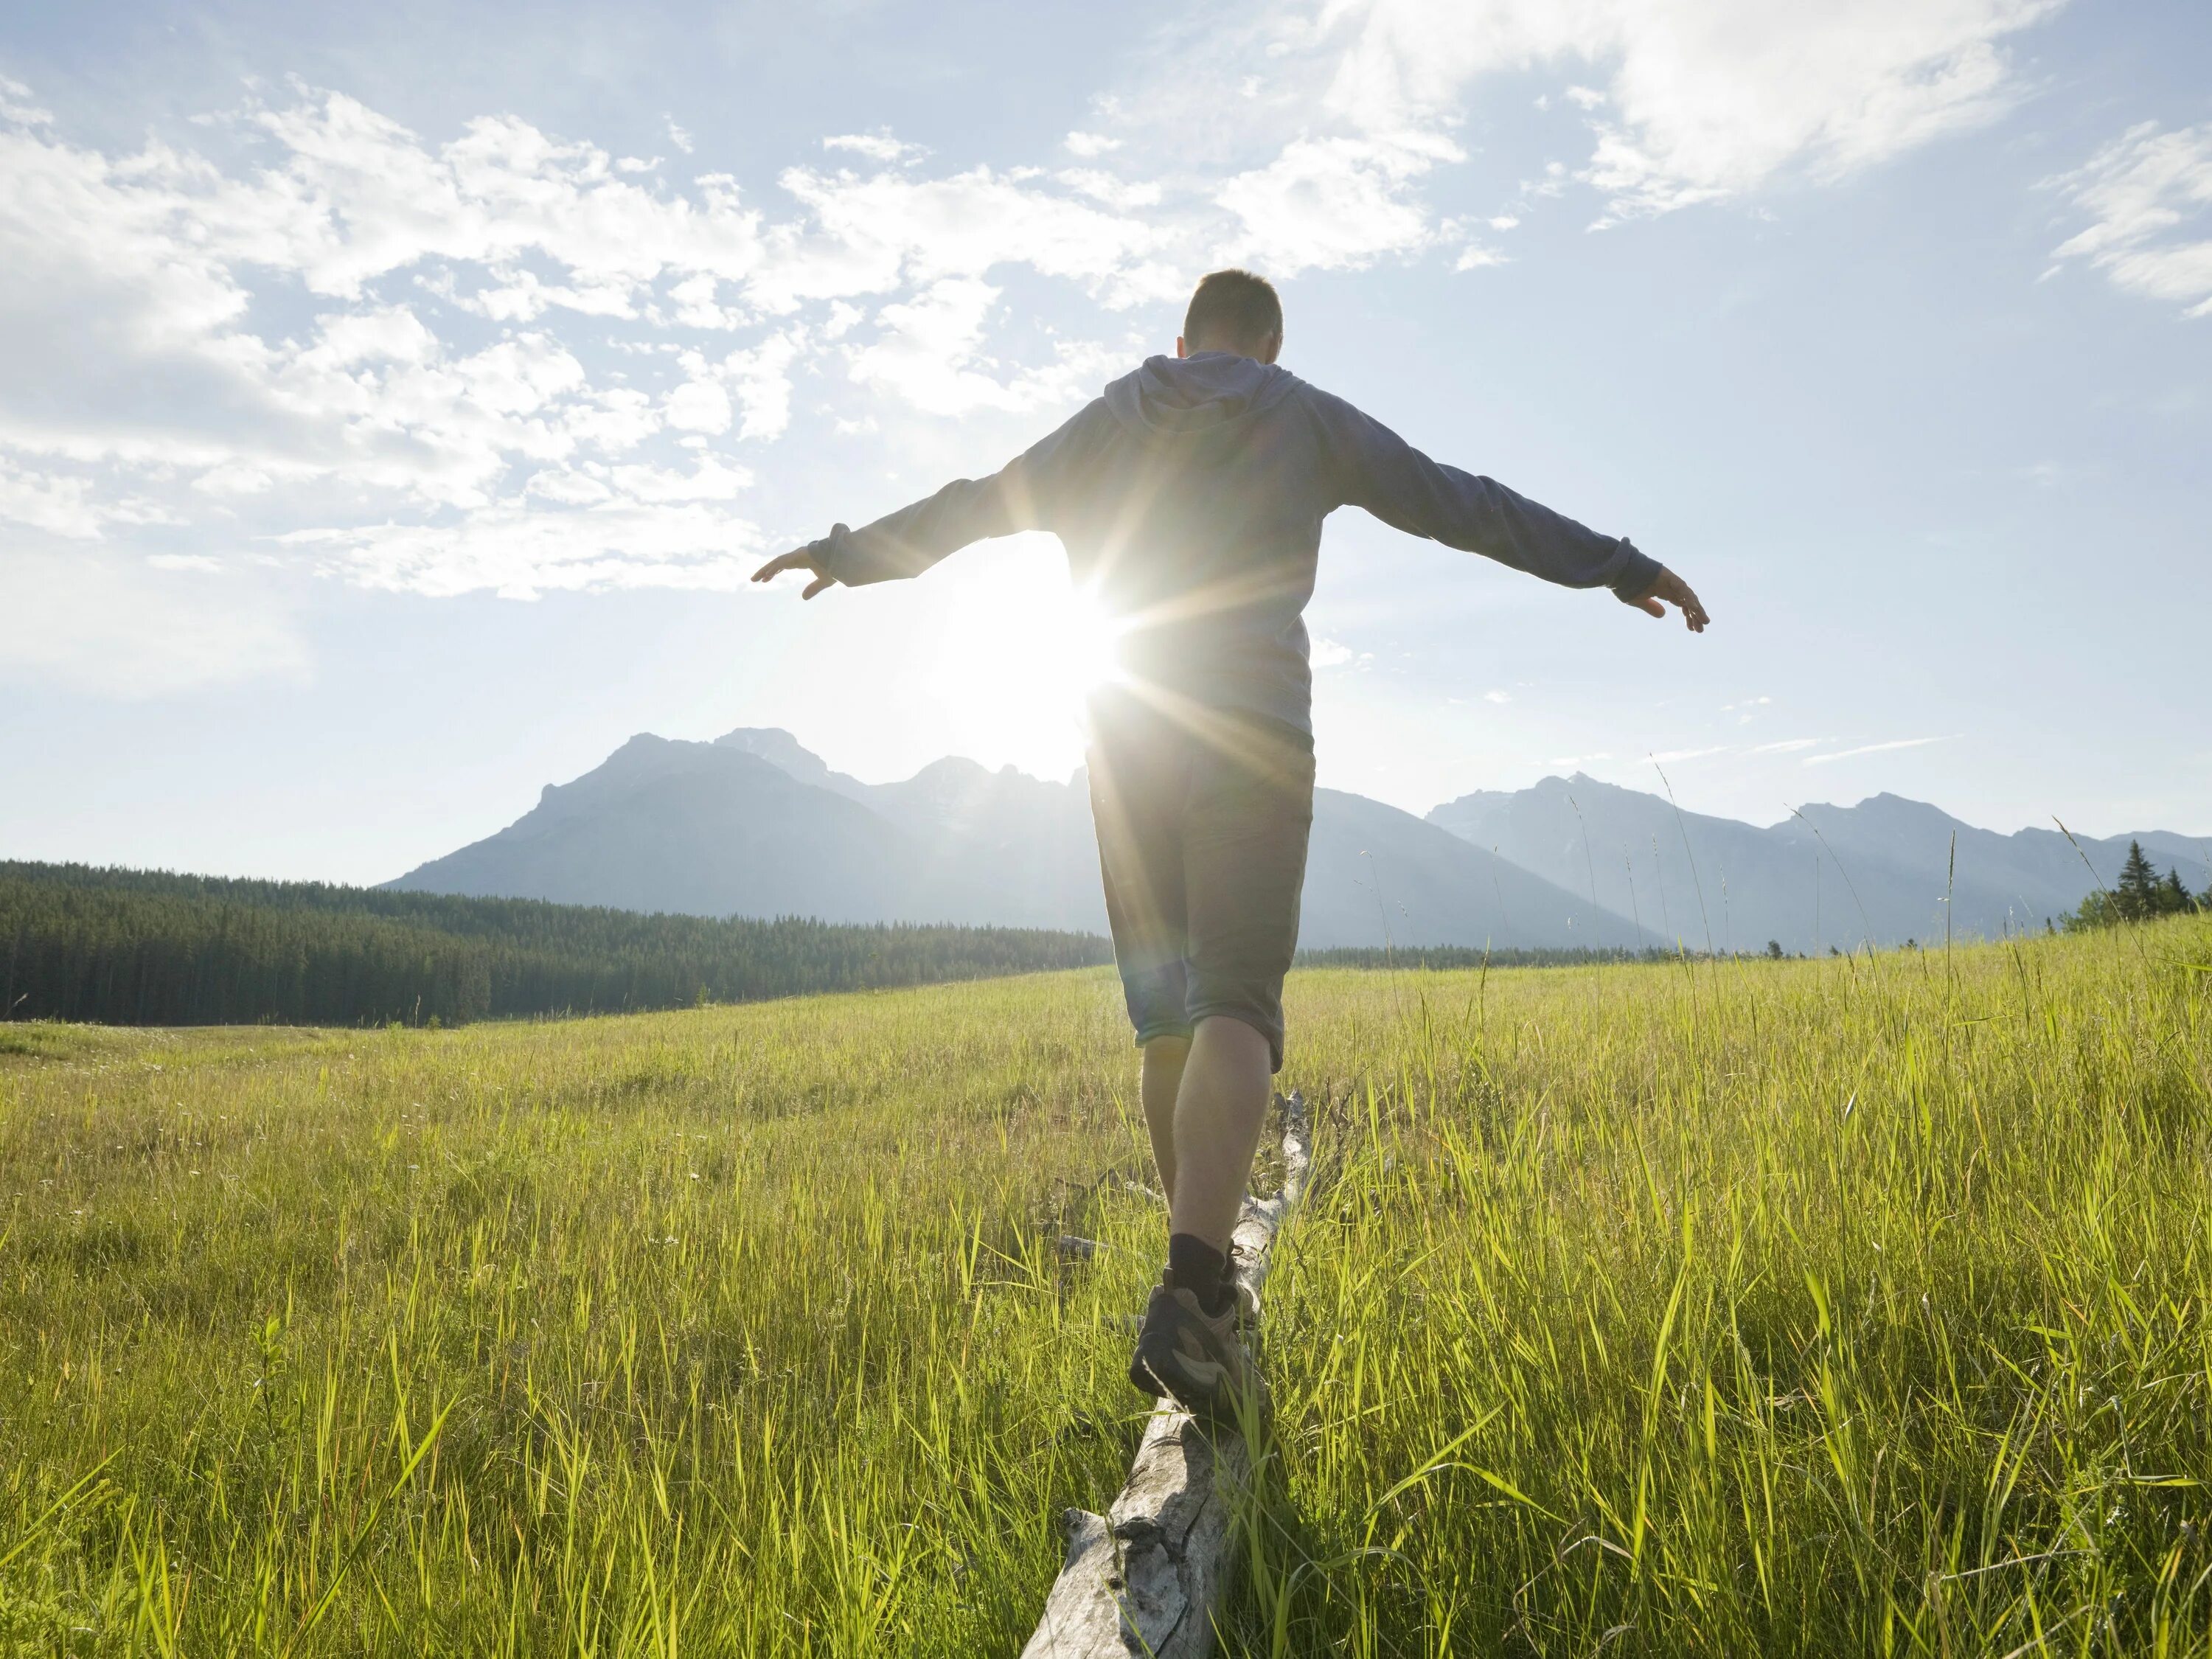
left=1021, top=1092, right=1312, bottom=1659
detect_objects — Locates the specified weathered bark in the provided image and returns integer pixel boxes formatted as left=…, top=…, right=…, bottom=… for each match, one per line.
left=1022, top=1092, right=1312, bottom=1659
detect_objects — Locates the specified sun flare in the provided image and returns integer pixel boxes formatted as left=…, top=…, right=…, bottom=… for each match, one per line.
left=919, top=543, right=1131, bottom=776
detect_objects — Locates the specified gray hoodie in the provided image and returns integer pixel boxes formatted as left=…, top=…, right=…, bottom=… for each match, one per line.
left=810, top=352, right=1660, bottom=734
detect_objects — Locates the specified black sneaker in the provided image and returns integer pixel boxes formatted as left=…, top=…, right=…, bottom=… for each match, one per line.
left=1127, top=1269, right=1269, bottom=1425
left=1125, top=1271, right=1259, bottom=1394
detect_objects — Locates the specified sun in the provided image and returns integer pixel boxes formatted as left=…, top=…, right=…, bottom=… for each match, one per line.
left=1055, top=585, right=1128, bottom=697
left=917, top=541, right=1130, bottom=776
left=959, top=574, right=1124, bottom=705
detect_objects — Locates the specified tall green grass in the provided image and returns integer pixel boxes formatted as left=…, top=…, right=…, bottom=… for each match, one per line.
left=1, top=919, right=2208, bottom=1655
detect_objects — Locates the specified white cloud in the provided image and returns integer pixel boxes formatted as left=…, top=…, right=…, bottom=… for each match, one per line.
left=0, top=74, right=52, bottom=126
left=1483, top=688, right=1512, bottom=703
left=720, top=328, right=806, bottom=441
left=297, top=305, right=441, bottom=372
left=0, top=6, right=2081, bottom=633
left=1317, top=0, right=2060, bottom=219
left=0, top=85, right=1178, bottom=608
left=1749, top=736, right=1823, bottom=754
left=279, top=493, right=762, bottom=600
left=1310, top=636, right=1373, bottom=669
left=824, top=133, right=928, bottom=165
left=767, top=160, right=1164, bottom=310
left=1218, top=133, right=1459, bottom=273
left=0, top=459, right=108, bottom=538
left=2049, top=122, right=2212, bottom=318
left=607, top=454, right=753, bottom=501
left=1803, top=735, right=1958, bottom=765
left=1311, top=636, right=1354, bottom=667
left=1058, top=170, right=1164, bottom=211
left=664, top=354, right=734, bottom=434
left=844, top=278, right=1122, bottom=417
left=665, top=271, right=742, bottom=329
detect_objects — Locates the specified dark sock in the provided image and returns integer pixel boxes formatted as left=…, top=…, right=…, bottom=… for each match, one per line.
left=1167, top=1233, right=1233, bottom=1315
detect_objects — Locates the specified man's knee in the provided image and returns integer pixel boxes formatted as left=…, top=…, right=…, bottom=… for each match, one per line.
left=1191, top=1009, right=1281, bottom=1073
left=1142, top=1032, right=1193, bottom=1059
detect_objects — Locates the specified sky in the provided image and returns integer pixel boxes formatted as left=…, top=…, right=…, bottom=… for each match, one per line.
left=1, top=0, right=2208, bottom=886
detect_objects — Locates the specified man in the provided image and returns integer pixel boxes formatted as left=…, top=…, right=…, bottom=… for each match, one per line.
left=754, top=268, right=1708, bottom=1422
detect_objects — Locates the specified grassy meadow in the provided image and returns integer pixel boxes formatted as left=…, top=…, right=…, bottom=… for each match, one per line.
left=1, top=918, right=2209, bottom=1655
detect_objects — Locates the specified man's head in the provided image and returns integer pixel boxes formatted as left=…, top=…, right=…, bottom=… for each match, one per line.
left=1177, top=268, right=1282, bottom=364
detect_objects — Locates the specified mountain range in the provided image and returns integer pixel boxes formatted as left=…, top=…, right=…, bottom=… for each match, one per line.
left=390, top=728, right=2208, bottom=955
left=1429, top=773, right=2207, bottom=955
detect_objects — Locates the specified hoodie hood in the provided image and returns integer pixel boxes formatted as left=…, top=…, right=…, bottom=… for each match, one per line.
left=1102, top=351, right=1301, bottom=442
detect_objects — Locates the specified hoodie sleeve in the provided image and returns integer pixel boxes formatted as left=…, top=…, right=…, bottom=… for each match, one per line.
left=1309, top=389, right=1662, bottom=601
left=809, top=401, right=1109, bottom=588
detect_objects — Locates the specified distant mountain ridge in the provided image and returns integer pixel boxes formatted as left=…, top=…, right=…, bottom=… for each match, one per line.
left=389, top=729, right=2208, bottom=955
left=392, top=729, right=1630, bottom=950
left=1426, top=773, right=2209, bottom=954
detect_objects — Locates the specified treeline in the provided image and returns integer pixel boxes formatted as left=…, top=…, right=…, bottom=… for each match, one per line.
left=1, top=862, right=1112, bottom=1029
left=2064, top=841, right=2208, bottom=931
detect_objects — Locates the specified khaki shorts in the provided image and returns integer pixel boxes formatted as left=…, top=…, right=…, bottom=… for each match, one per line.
left=1085, top=692, right=1316, bottom=1073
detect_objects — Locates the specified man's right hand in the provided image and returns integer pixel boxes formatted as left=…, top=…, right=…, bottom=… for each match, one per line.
left=1627, top=566, right=1709, bottom=633
left=751, top=546, right=838, bottom=600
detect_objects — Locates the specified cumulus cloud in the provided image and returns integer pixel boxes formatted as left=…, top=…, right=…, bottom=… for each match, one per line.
left=0, top=459, right=111, bottom=538
left=1058, top=169, right=1164, bottom=211
left=720, top=328, right=807, bottom=441
left=824, top=132, right=928, bottom=165
left=2048, top=122, right=2212, bottom=317
left=279, top=489, right=762, bottom=601
left=1218, top=132, right=1460, bottom=273
left=664, top=354, right=735, bottom=434
left=1316, top=0, right=2060, bottom=219
left=766, top=159, right=1166, bottom=310
left=0, top=4, right=2088, bottom=637
left=844, top=279, right=1125, bottom=417
left=0, top=86, right=1172, bottom=608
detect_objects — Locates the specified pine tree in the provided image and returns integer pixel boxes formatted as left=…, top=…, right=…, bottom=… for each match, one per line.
left=2115, top=841, right=2160, bottom=922
left=2158, top=868, right=2191, bottom=915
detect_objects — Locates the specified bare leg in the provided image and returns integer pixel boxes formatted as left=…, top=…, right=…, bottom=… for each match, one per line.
left=1139, top=1035, right=1191, bottom=1204
left=1167, top=1015, right=1273, bottom=1252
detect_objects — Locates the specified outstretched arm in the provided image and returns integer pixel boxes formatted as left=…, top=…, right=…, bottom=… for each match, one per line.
left=1315, top=390, right=1708, bottom=631
left=752, top=403, right=1103, bottom=599
left=751, top=472, right=1029, bottom=599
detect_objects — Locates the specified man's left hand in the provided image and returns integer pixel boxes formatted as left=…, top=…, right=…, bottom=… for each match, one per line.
left=751, top=547, right=838, bottom=600
left=1629, top=566, right=1709, bottom=633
